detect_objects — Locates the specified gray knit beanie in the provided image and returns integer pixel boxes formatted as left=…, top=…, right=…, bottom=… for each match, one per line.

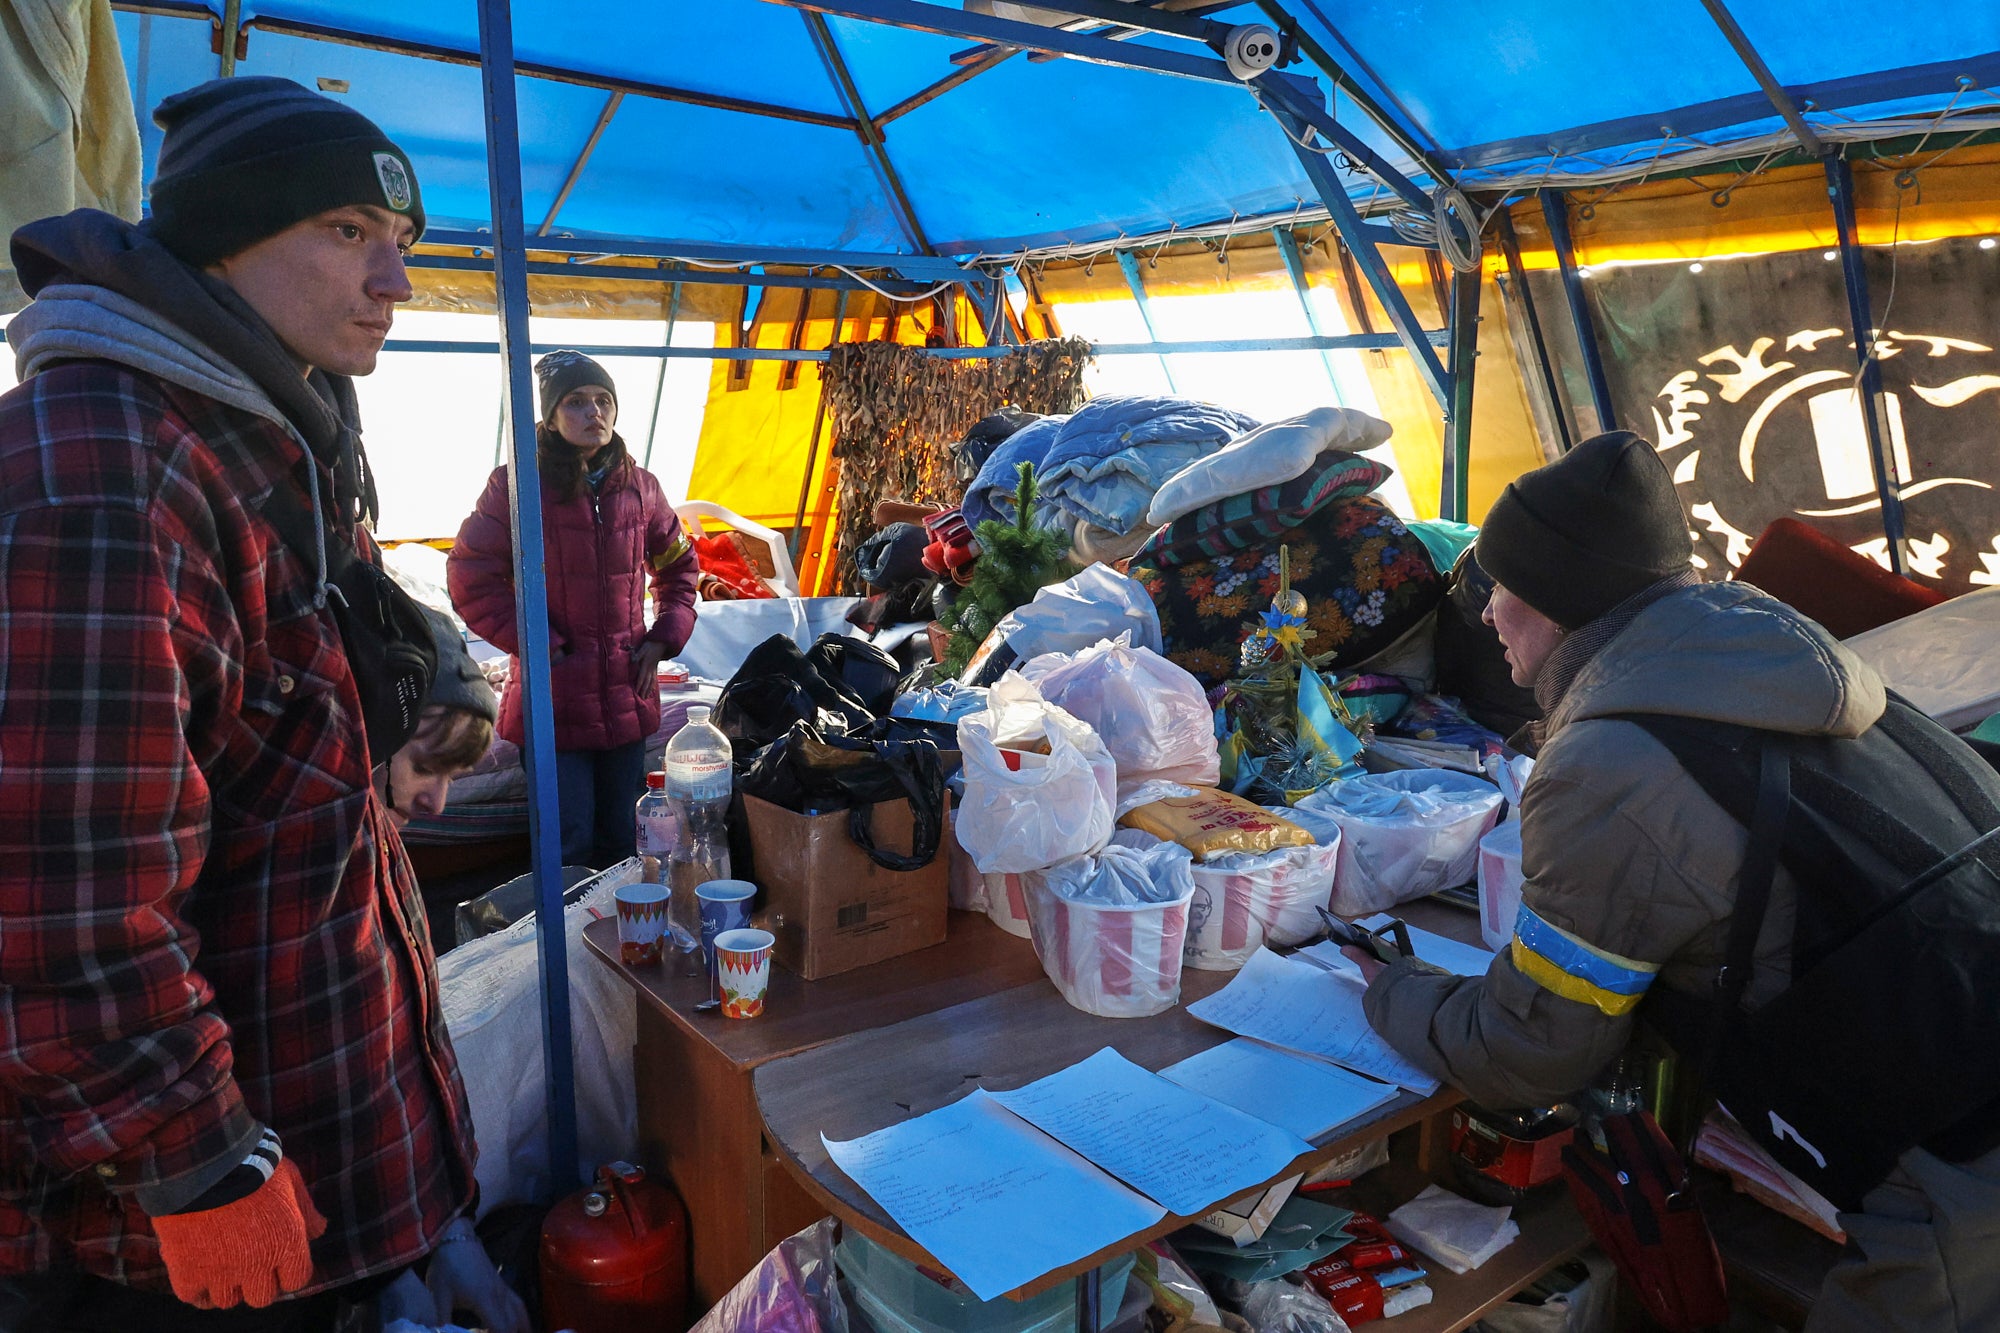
left=421, top=607, right=498, bottom=725
left=147, top=77, right=425, bottom=268
left=1475, top=431, right=1693, bottom=630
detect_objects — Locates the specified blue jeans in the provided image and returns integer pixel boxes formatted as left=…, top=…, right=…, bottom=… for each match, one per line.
left=554, top=741, right=649, bottom=869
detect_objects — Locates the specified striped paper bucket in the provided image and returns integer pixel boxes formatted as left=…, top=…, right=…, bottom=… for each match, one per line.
left=1024, top=874, right=1195, bottom=1018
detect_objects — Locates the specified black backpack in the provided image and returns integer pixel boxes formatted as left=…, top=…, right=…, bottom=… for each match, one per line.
left=1620, top=699, right=2000, bottom=1210
left=258, top=476, right=437, bottom=762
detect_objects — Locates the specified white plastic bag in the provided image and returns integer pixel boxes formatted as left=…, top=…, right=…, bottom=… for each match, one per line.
left=1477, top=820, right=1524, bottom=953
left=955, top=674, right=1118, bottom=874
left=1023, top=637, right=1220, bottom=797
left=1025, top=836, right=1197, bottom=1017
left=962, top=564, right=1162, bottom=684
left=1183, top=813, right=1343, bottom=971
left=1297, top=770, right=1503, bottom=915
left=1148, top=406, right=1393, bottom=527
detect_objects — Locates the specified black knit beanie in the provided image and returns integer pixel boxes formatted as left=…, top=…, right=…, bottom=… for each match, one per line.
left=148, top=77, right=425, bottom=268
left=535, top=350, right=618, bottom=425
left=1475, top=431, right=1692, bottom=630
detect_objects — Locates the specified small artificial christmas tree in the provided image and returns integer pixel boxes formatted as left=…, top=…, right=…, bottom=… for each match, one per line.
left=940, top=462, right=1070, bottom=675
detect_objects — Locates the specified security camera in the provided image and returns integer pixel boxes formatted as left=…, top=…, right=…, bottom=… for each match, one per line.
left=1222, top=24, right=1282, bottom=80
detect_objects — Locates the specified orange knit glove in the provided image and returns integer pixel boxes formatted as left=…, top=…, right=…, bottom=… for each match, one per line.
left=151, top=1158, right=328, bottom=1309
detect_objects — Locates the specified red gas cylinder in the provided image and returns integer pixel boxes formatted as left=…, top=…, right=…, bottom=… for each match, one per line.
left=540, top=1161, right=690, bottom=1333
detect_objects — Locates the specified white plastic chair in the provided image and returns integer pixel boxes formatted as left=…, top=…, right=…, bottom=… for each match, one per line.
left=673, top=500, right=802, bottom=597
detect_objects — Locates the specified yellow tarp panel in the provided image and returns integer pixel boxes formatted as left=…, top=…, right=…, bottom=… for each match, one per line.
left=1504, top=144, right=2000, bottom=266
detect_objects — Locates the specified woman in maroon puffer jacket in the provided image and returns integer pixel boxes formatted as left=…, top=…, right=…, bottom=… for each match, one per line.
left=448, top=351, right=699, bottom=866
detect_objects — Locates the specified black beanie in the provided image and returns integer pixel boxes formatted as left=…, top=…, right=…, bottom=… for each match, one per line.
left=1475, top=431, right=1692, bottom=630
left=148, top=77, right=425, bottom=268
left=535, top=350, right=618, bottom=425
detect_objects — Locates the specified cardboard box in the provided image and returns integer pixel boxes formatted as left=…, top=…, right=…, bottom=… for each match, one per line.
left=742, top=793, right=949, bottom=980
left=1193, top=1173, right=1302, bottom=1246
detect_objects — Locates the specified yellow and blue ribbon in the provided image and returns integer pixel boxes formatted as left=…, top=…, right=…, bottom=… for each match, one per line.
left=1509, top=904, right=1660, bottom=1016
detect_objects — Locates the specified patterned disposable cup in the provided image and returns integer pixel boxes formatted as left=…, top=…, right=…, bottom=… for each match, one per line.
left=615, top=883, right=671, bottom=966
left=697, top=880, right=758, bottom=996
left=715, top=927, right=775, bottom=1019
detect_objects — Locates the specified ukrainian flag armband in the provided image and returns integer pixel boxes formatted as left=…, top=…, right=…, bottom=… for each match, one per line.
left=649, top=534, right=693, bottom=573
left=1509, top=904, right=1660, bottom=1016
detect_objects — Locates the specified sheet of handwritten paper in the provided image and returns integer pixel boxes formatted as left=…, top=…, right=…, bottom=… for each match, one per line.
left=1186, top=948, right=1440, bottom=1093
left=988, top=1047, right=1315, bottom=1218
left=1160, top=1037, right=1402, bottom=1142
left=1295, top=913, right=1496, bottom=984
left=821, top=1089, right=1164, bottom=1300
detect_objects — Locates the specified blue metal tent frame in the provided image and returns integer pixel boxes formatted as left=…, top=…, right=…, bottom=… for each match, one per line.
left=101, top=0, right=1970, bottom=1219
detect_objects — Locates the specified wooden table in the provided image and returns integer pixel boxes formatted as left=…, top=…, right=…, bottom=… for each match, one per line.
left=753, top=902, right=1590, bottom=1330
left=585, top=909, right=1051, bottom=1308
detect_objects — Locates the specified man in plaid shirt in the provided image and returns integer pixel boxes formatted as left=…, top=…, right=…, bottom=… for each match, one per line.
left=0, top=79, right=525, bottom=1332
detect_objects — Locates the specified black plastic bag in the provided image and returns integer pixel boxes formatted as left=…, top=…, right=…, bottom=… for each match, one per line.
left=713, top=634, right=874, bottom=753
left=805, top=634, right=903, bottom=718
left=738, top=720, right=946, bottom=871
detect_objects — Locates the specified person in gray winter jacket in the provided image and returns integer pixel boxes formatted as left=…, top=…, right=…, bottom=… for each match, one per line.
left=1346, top=432, right=2000, bottom=1332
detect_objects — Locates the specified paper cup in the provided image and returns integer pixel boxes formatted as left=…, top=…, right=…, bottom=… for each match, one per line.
left=615, top=883, right=671, bottom=966
left=715, top=927, right=775, bottom=1018
left=697, top=880, right=757, bottom=995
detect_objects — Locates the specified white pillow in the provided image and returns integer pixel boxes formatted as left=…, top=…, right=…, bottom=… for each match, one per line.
left=1146, top=406, right=1393, bottom=527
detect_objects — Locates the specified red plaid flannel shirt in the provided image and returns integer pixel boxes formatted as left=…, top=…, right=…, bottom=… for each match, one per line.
left=0, top=361, right=476, bottom=1292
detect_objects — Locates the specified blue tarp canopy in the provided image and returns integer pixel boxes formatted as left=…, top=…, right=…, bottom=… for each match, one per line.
left=112, top=0, right=2000, bottom=265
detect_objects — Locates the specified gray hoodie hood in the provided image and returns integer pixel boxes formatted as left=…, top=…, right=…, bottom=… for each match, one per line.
left=1554, top=581, right=1886, bottom=740
left=5, top=280, right=338, bottom=606
left=9, top=283, right=294, bottom=430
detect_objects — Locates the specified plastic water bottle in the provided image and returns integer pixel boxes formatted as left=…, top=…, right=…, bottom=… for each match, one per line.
left=635, top=771, right=679, bottom=864
left=664, top=706, right=733, bottom=969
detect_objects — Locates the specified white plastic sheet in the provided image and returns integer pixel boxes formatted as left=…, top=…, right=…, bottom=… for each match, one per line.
left=438, top=860, right=642, bottom=1214
left=1025, top=837, right=1197, bottom=1018
left=955, top=674, right=1118, bottom=874
left=1297, top=770, right=1502, bottom=915
left=675, top=596, right=863, bottom=683
left=1023, top=637, right=1219, bottom=796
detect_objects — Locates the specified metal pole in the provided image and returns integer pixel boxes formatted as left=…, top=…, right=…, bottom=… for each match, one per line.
left=1824, top=155, right=1909, bottom=575
left=473, top=0, right=578, bottom=1193
left=802, top=11, right=935, bottom=256
left=1494, top=206, right=1573, bottom=454
left=217, top=0, right=241, bottom=75
left=1537, top=188, right=1617, bottom=434
left=1273, top=106, right=1449, bottom=407
left=538, top=90, right=625, bottom=236
left=1697, top=0, right=1827, bottom=157
left=1116, top=250, right=1179, bottom=393
left=1443, top=269, right=1480, bottom=522
left=642, top=280, right=683, bottom=470
left=1272, top=226, right=1345, bottom=403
